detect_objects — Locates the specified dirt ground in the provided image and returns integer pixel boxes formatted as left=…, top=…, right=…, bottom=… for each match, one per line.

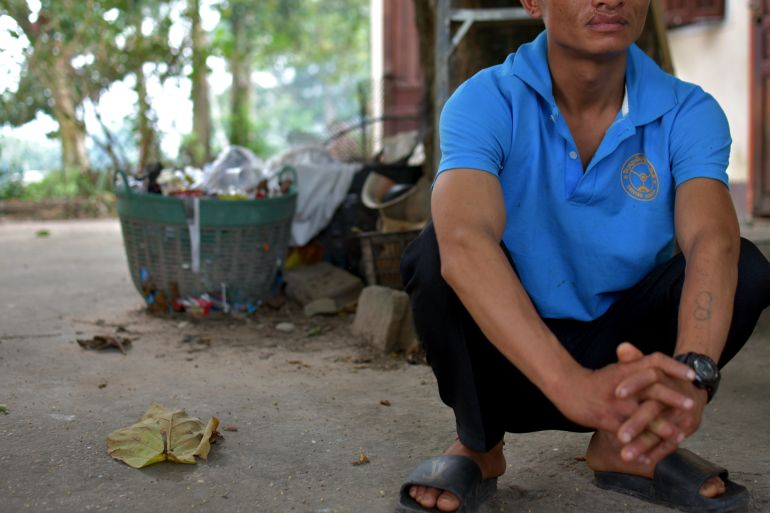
left=0, top=219, right=768, bottom=513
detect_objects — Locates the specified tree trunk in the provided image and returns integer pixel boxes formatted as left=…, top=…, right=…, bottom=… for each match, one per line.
left=228, top=3, right=253, bottom=148
left=50, top=48, right=90, bottom=174
left=135, top=65, right=158, bottom=173
left=189, top=0, right=212, bottom=164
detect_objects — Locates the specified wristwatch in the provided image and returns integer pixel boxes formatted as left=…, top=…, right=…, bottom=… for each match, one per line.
left=674, top=352, right=721, bottom=402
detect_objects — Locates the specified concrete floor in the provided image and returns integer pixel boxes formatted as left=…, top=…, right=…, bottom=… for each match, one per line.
left=0, top=219, right=768, bottom=513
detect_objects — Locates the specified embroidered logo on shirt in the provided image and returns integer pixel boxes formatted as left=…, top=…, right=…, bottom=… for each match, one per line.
left=621, top=154, right=659, bottom=201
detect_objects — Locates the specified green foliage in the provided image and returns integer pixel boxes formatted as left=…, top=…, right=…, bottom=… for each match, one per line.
left=3, top=170, right=111, bottom=200
left=211, top=0, right=370, bottom=155
left=1, top=0, right=372, bottom=197
left=0, top=0, right=182, bottom=175
left=0, top=179, right=25, bottom=200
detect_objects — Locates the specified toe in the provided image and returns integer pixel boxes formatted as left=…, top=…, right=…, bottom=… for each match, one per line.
left=416, top=486, right=441, bottom=509
left=436, top=491, right=460, bottom=512
left=699, top=476, right=726, bottom=498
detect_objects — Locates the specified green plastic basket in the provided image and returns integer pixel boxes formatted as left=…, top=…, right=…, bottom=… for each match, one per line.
left=115, top=169, right=297, bottom=307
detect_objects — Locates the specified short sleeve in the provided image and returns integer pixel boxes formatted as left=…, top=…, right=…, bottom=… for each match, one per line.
left=437, top=69, right=512, bottom=178
left=670, top=87, right=731, bottom=188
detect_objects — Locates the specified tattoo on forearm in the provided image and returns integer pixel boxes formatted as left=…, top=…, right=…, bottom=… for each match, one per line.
left=693, top=291, right=713, bottom=321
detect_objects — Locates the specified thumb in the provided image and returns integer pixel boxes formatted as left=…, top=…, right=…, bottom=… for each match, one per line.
left=617, top=342, right=644, bottom=363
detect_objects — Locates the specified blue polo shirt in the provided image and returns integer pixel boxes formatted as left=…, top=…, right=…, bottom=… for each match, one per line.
left=437, top=31, right=731, bottom=321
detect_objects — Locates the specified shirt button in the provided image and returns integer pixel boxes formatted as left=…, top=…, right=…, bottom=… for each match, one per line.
left=569, top=151, right=578, bottom=160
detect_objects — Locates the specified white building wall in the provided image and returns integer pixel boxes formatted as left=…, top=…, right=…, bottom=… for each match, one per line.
left=667, top=2, right=750, bottom=183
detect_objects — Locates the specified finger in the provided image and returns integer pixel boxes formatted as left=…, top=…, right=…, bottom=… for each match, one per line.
left=615, top=367, right=665, bottom=398
left=642, top=438, right=680, bottom=467
left=617, top=400, right=664, bottom=443
left=641, top=382, right=696, bottom=411
left=646, top=416, right=681, bottom=442
left=616, top=342, right=644, bottom=363
left=617, top=377, right=696, bottom=412
left=644, top=352, right=697, bottom=382
left=621, top=430, right=661, bottom=462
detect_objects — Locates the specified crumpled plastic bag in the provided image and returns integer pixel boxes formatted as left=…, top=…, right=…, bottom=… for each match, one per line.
left=202, top=146, right=266, bottom=198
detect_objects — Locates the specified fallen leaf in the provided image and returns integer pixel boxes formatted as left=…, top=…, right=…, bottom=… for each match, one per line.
left=351, top=448, right=370, bottom=466
left=98, top=383, right=107, bottom=389
left=0, top=404, right=8, bottom=414
left=222, top=425, right=238, bottom=432
left=106, top=402, right=220, bottom=469
left=305, top=325, right=333, bottom=337
left=379, top=400, right=391, bottom=407
left=287, top=360, right=310, bottom=368
left=76, top=336, right=132, bottom=355
left=35, top=229, right=50, bottom=238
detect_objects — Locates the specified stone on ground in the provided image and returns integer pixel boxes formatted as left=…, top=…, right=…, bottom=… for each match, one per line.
left=284, top=262, right=363, bottom=308
left=351, top=285, right=417, bottom=353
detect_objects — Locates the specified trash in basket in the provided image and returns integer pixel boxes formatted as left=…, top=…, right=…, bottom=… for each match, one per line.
left=115, top=166, right=297, bottom=312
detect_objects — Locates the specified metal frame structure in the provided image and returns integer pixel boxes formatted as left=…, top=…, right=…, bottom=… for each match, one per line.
left=433, top=1, right=530, bottom=169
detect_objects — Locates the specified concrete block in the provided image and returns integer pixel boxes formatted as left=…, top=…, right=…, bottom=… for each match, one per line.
left=352, top=285, right=414, bottom=353
left=303, top=297, right=338, bottom=317
left=284, top=262, right=364, bottom=307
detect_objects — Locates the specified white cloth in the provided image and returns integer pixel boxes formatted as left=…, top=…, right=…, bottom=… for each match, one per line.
left=269, top=146, right=361, bottom=246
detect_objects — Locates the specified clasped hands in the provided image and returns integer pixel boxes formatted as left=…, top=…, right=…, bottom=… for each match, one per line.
left=558, top=342, right=709, bottom=468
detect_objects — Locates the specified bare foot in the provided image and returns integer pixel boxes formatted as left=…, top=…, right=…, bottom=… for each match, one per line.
left=586, top=430, right=726, bottom=498
left=408, top=438, right=507, bottom=512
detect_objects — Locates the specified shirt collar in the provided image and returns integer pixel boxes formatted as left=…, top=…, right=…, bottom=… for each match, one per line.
left=507, top=31, right=678, bottom=126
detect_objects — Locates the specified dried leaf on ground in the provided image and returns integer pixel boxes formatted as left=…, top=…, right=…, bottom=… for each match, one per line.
left=379, top=400, right=391, bottom=407
left=107, top=402, right=220, bottom=469
left=76, top=335, right=132, bottom=355
left=351, top=448, right=370, bottom=466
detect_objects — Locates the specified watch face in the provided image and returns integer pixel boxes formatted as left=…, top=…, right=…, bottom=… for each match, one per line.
left=693, top=357, right=718, bottom=381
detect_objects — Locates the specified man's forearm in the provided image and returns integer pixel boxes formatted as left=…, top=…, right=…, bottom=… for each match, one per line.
left=673, top=178, right=741, bottom=363
left=675, top=234, right=739, bottom=362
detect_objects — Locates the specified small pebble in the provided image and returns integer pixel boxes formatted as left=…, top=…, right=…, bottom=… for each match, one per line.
left=275, top=322, right=295, bottom=333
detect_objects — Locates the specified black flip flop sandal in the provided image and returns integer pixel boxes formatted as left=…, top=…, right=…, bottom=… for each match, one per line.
left=395, top=455, right=498, bottom=513
left=594, top=448, right=750, bottom=513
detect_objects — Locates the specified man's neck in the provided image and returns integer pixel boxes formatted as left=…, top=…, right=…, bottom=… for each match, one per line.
left=548, top=46, right=627, bottom=118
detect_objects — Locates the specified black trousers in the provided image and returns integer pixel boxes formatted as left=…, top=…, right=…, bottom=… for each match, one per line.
left=400, top=223, right=770, bottom=453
